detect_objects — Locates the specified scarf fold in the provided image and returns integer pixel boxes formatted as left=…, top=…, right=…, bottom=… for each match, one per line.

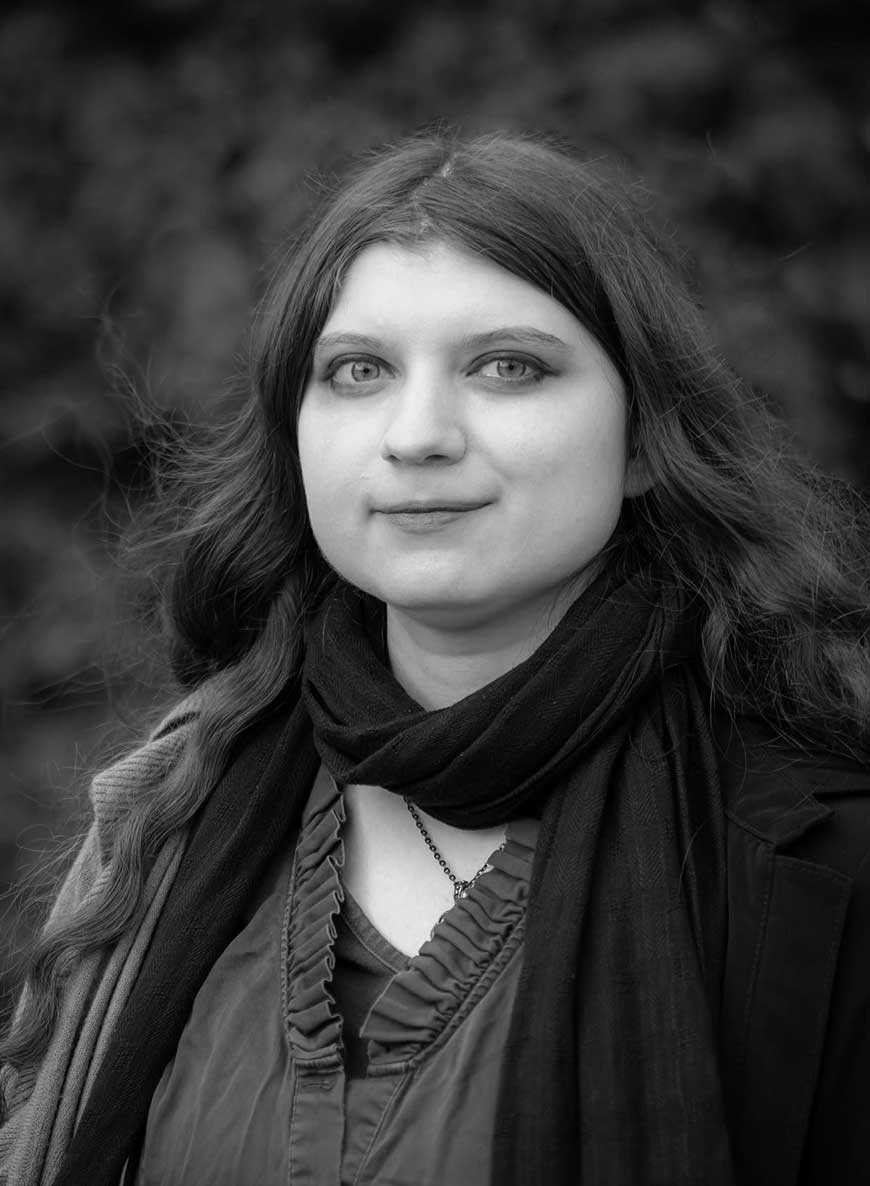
left=59, top=566, right=734, bottom=1185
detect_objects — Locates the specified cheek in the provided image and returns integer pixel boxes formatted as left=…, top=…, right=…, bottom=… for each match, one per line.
left=298, top=405, right=337, bottom=493
left=295, top=402, right=317, bottom=492
left=297, top=411, right=365, bottom=564
left=520, top=402, right=627, bottom=497
left=297, top=408, right=336, bottom=535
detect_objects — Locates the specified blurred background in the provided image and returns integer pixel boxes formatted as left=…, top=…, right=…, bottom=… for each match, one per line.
left=1, top=0, right=868, bottom=1020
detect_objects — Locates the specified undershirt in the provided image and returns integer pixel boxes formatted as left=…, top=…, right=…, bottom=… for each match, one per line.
left=331, top=889, right=409, bottom=1079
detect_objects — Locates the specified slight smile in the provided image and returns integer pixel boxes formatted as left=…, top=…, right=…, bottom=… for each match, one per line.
left=375, top=501, right=491, bottom=532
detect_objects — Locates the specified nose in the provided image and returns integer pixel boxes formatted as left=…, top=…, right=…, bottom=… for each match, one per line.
left=380, top=370, right=466, bottom=465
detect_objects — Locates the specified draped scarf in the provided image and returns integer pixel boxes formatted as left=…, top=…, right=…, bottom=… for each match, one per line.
left=58, top=566, right=734, bottom=1185
left=305, top=567, right=734, bottom=1185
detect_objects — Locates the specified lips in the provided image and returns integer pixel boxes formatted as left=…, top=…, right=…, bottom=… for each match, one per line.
left=377, top=501, right=490, bottom=513
left=375, top=501, right=490, bottom=533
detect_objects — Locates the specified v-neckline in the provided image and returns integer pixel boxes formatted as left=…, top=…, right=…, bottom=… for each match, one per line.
left=281, top=764, right=538, bottom=1073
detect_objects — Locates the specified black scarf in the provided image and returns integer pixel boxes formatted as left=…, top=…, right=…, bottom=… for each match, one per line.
left=59, top=567, right=734, bottom=1185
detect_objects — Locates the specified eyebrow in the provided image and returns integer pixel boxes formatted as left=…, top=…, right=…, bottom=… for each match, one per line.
left=312, top=325, right=571, bottom=355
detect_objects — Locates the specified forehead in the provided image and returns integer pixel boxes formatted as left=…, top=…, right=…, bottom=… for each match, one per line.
left=322, top=240, right=584, bottom=343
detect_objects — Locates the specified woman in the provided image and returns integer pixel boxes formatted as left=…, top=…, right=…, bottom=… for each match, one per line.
left=2, top=130, right=870, bottom=1186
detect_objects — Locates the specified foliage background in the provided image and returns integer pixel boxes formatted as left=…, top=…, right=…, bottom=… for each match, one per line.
left=1, top=0, right=868, bottom=1020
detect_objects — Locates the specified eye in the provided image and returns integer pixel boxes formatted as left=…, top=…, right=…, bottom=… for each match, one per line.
left=474, top=355, right=547, bottom=385
left=326, top=356, right=386, bottom=387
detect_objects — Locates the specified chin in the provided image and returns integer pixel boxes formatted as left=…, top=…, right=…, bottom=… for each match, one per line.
left=347, top=559, right=476, bottom=605
left=377, top=584, right=480, bottom=613
left=363, top=577, right=491, bottom=622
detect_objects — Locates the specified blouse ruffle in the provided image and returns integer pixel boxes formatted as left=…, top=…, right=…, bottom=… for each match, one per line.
left=363, top=819, right=536, bottom=1066
left=282, top=766, right=537, bottom=1073
left=281, top=786, right=346, bottom=1065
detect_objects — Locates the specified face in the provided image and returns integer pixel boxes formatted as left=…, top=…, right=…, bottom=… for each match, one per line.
left=298, top=240, right=647, bottom=634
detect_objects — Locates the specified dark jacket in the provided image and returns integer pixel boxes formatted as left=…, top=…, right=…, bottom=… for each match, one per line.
left=716, top=715, right=870, bottom=1185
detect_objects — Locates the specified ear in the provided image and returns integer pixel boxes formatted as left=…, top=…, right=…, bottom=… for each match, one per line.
left=624, top=451, right=654, bottom=498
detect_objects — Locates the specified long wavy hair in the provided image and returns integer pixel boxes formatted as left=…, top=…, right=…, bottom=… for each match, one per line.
left=3, top=128, right=870, bottom=1089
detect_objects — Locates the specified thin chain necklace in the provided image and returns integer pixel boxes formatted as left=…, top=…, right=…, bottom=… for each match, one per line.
left=404, top=800, right=492, bottom=902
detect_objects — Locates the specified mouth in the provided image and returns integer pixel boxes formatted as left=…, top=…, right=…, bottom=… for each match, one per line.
left=375, top=501, right=490, bottom=532
left=378, top=501, right=490, bottom=513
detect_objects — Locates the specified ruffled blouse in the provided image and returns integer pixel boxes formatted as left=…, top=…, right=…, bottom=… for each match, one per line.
left=136, top=764, right=538, bottom=1185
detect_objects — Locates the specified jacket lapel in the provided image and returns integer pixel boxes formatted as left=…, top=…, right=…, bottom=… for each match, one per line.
left=716, top=718, right=855, bottom=1186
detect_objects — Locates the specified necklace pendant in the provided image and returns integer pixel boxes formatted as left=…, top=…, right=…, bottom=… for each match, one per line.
left=453, top=880, right=469, bottom=902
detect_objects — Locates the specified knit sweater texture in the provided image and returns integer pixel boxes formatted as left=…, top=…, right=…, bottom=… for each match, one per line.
left=0, top=708, right=194, bottom=1186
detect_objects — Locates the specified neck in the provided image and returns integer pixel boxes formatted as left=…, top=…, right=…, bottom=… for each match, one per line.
left=385, top=590, right=579, bottom=710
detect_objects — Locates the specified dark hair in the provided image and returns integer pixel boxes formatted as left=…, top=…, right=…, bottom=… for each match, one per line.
left=4, top=128, right=870, bottom=1084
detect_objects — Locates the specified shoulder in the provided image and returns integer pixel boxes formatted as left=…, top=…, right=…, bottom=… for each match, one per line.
left=87, top=692, right=201, bottom=862
left=34, top=694, right=200, bottom=934
left=713, top=710, right=870, bottom=874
